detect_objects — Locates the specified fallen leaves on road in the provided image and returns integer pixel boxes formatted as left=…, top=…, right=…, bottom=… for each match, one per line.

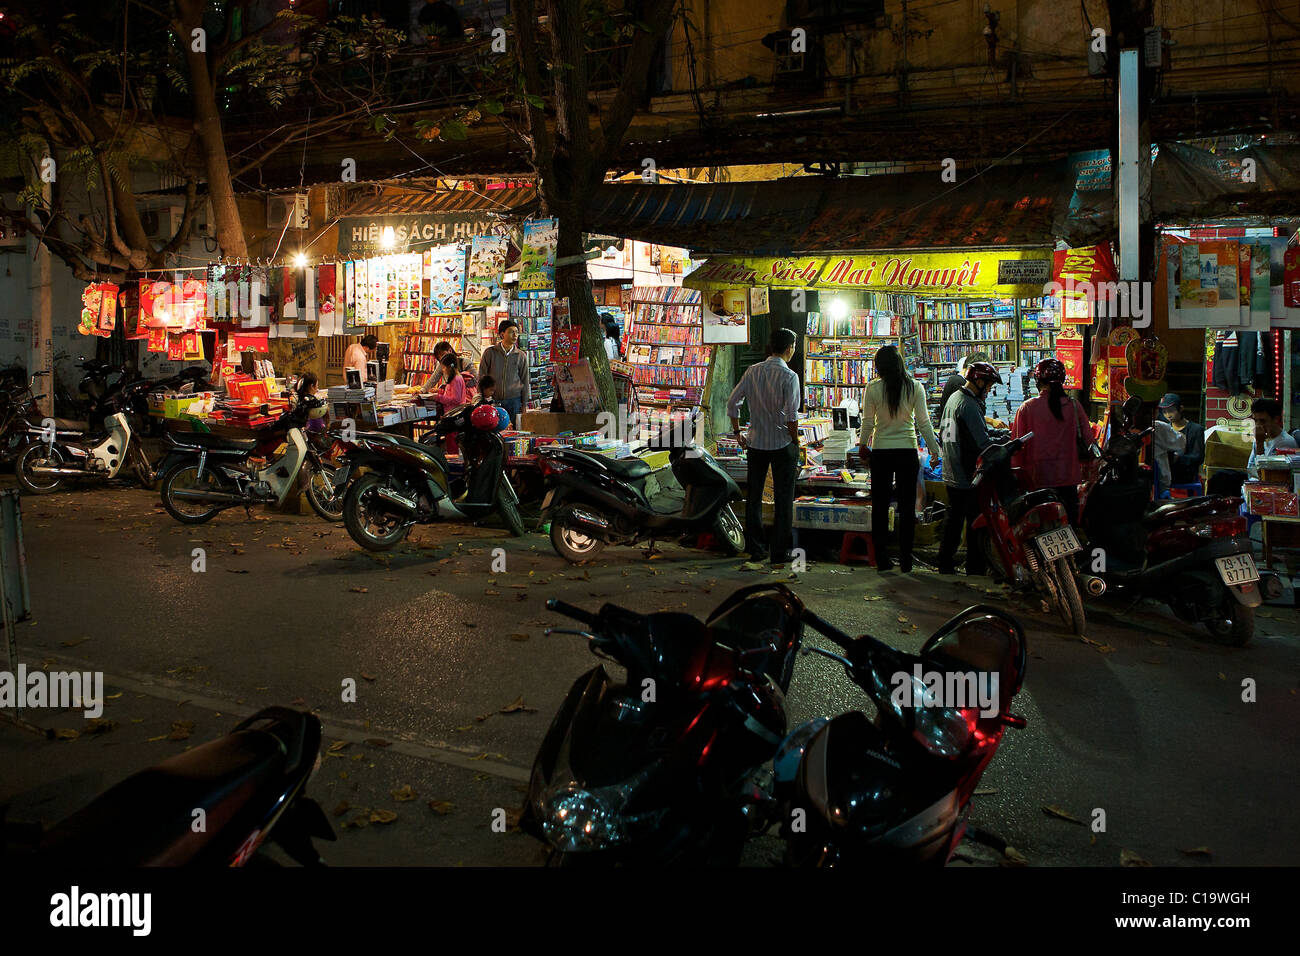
left=1042, top=805, right=1086, bottom=826
left=864, top=595, right=883, bottom=601
left=499, top=695, right=537, bottom=715
left=509, top=632, right=530, bottom=642
left=360, top=672, right=377, bottom=682
left=349, top=586, right=368, bottom=594
left=1002, top=847, right=1028, bottom=866
left=331, top=801, right=350, bottom=818
left=369, top=809, right=398, bottom=824
left=1080, top=636, right=1116, bottom=653
left=1148, top=638, right=1170, bottom=646
left=327, top=740, right=349, bottom=754
left=1178, top=846, right=1212, bottom=858
left=59, top=637, right=91, bottom=648
left=169, top=720, right=195, bottom=741
left=428, top=800, right=455, bottom=815
left=51, top=728, right=80, bottom=741
left=225, top=569, right=249, bottom=574
left=364, top=738, right=391, bottom=748
left=391, top=785, right=417, bottom=802
left=84, top=718, right=115, bottom=735
left=1120, top=849, right=1152, bottom=867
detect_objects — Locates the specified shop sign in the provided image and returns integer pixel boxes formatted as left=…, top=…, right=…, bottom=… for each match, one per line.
left=684, top=250, right=1052, bottom=296
left=337, top=214, right=510, bottom=255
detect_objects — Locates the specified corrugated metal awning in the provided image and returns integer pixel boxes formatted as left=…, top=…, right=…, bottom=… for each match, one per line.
left=585, top=160, right=1082, bottom=256
left=338, top=184, right=538, bottom=217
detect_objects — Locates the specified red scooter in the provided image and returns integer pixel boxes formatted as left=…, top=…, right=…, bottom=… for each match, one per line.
left=1078, top=399, right=1279, bottom=645
left=970, top=432, right=1087, bottom=635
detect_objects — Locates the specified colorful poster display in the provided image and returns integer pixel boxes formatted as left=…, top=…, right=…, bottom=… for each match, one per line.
left=519, top=218, right=558, bottom=292
left=550, top=298, right=581, bottom=363
left=556, top=358, right=601, bottom=413
left=424, top=246, right=466, bottom=314
left=465, top=235, right=508, bottom=307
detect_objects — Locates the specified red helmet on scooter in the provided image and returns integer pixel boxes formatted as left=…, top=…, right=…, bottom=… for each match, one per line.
left=1032, top=358, right=1067, bottom=386
left=471, top=404, right=500, bottom=430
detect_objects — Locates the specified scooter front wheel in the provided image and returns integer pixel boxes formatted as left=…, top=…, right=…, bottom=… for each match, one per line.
left=15, top=442, right=66, bottom=494
left=306, top=461, right=345, bottom=523
left=550, top=506, right=606, bottom=563
left=713, top=504, right=746, bottom=556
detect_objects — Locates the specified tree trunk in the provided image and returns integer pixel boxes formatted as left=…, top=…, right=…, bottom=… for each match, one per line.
left=175, top=0, right=247, bottom=260
left=554, top=214, right=616, bottom=412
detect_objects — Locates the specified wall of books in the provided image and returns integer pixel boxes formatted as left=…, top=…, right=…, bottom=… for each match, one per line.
left=509, top=295, right=554, bottom=407
left=1018, top=296, right=1058, bottom=369
left=401, top=312, right=471, bottom=387
left=803, top=292, right=920, bottom=412
left=625, top=287, right=709, bottom=409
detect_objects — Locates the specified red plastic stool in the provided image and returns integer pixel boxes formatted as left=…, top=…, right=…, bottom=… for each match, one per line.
left=839, top=531, right=877, bottom=566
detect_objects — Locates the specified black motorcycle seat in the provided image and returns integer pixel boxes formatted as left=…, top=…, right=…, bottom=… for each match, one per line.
left=39, top=730, right=286, bottom=866
left=1143, top=496, right=1215, bottom=526
left=54, top=418, right=89, bottom=432
left=170, top=432, right=259, bottom=453
left=605, top=457, right=652, bottom=481
left=1005, top=488, right=1060, bottom=524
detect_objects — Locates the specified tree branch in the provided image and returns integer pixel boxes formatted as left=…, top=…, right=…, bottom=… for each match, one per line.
left=593, top=0, right=679, bottom=171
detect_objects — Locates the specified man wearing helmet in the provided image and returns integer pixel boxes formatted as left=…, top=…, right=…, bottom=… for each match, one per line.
left=936, top=361, right=1001, bottom=575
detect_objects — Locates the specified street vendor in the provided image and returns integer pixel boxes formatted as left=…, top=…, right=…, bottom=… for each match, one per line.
left=344, top=334, right=379, bottom=379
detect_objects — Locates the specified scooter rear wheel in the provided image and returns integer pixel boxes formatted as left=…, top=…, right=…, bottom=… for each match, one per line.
left=160, top=462, right=227, bottom=524
left=1047, top=557, right=1086, bottom=636
left=343, top=474, right=413, bottom=551
left=15, top=442, right=66, bottom=494
left=1206, top=604, right=1253, bottom=646
left=550, top=506, right=606, bottom=563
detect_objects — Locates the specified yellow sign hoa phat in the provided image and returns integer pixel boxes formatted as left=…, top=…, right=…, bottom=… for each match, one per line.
left=684, top=249, right=1053, bottom=297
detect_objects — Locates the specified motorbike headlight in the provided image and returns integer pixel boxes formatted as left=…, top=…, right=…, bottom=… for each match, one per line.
left=536, top=777, right=667, bottom=853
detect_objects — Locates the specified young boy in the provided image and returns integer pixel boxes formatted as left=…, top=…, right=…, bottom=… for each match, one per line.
left=477, top=375, right=496, bottom=404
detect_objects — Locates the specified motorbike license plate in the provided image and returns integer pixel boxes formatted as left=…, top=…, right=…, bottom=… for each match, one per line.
left=1036, top=527, right=1081, bottom=560
left=1215, top=553, right=1259, bottom=586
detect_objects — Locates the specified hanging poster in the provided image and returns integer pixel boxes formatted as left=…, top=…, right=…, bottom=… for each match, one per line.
left=518, top=219, right=558, bottom=292
left=166, top=333, right=185, bottom=361
left=147, top=326, right=168, bottom=353
left=555, top=358, right=601, bottom=413
left=140, top=279, right=180, bottom=329
left=550, top=298, right=580, bottom=362
left=1051, top=244, right=1118, bottom=324
left=391, top=252, right=423, bottom=321
left=80, top=283, right=117, bottom=337
left=749, top=286, right=770, bottom=316
left=465, top=235, right=508, bottom=306
left=119, top=283, right=146, bottom=339
left=703, top=288, right=750, bottom=344
left=424, top=246, right=466, bottom=313
left=182, top=332, right=205, bottom=362
left=344, top=260, right=356, bottom=325
left=1284, top=245, right=1300, bottom=308
left=317, top=263, right=338, bottom=335
left=1169, top=240, right=1242, bottom=328
left=355, top=258, right=369, bottom=324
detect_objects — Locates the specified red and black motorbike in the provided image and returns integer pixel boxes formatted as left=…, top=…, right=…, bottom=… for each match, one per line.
left=970, top=432, right=1087, bottom=635
left=1078, top=398, right=1280, bottom=645
left=775, top=602, right=1028, bottom=866
left=520, top=584, right=806, bottom=865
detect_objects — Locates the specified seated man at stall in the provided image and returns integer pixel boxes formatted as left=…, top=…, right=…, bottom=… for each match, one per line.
left=1246, top=398, right=1297, bottom=477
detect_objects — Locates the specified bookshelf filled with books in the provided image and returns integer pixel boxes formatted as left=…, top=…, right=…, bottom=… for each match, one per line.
left=509, top=295, right=554, bottom=408
left=401, top=312, right=468, bottom=388
left=917, top=297, right=1020, bottom=412
left=802, top=293, right=921, bottom=413
left=625, top=287, right=711, bottom=410
left=1018, top=296, right=1058, bottom=368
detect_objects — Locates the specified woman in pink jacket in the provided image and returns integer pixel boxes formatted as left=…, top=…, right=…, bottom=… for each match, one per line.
left=1010, top=358, right=1090, bottom=526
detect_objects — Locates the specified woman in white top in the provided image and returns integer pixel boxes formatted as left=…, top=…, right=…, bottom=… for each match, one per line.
left=858, top=344, right=941, bottom=573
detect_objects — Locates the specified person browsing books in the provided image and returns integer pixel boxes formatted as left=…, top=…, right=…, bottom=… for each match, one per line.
left=858, top=344, right=940, bottom=573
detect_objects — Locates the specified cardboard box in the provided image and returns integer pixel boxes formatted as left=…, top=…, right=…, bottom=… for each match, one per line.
left=1204, top=425, right=1252, bottom=469
left=519, top=412, right=603, bottom=434
left=164, top=395, right=202, bottom=418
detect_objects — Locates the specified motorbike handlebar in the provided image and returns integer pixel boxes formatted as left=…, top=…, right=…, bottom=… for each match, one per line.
left=546, top=598, right=597, bottom=627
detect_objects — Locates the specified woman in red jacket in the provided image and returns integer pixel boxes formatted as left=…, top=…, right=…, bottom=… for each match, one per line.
left=1010, top=359, right=1091, bottom=526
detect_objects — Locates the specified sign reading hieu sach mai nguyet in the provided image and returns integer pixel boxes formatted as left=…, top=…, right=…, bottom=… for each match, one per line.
left=684, top=249, right=1053, bottom=297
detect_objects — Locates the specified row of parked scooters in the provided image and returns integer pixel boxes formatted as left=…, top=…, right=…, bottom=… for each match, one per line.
left=2, top=584, right=1029, bottom=867
left=973, top=396, right=1278, bottom=646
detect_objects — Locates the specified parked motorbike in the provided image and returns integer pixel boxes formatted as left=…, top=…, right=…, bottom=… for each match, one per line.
left=537, top=439, right=746, bottom=563
left=520, top=584, right=806, bottom=865
left=0, top=371, right=49, bottom=466
left=774, top=602, right=1028, bottom=866
left=970, top=432, right=1086, bottom=636
left=2, top=707, right=335, bottom=866
left=1078, top=398, right=1279, bottom=645
left=336, top=402, right=525, bottom=550
left=157, top=401, right=340, bottom=524
left=14, top=392, right=155, bottom=494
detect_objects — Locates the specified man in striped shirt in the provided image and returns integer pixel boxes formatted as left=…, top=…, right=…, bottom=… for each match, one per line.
left=728, top=328, right=801, bottom=571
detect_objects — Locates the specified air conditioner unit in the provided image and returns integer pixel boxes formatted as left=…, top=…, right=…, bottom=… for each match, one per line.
left=267, top=193, right=309, bottom=231
left=140, top=205, right=184, bottom=241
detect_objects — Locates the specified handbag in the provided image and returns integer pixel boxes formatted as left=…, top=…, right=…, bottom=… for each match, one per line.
left=1071, top=400, right=1100, bottom=459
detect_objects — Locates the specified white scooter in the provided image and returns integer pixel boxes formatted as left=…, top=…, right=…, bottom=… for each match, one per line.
left=15, top=405, right=154, bottom=495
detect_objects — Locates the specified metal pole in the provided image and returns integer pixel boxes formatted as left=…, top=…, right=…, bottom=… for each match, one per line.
left=1117, top=48, right=1140, bottom=283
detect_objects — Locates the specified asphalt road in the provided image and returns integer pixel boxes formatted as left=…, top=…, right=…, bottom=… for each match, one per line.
left=3, top=482, right=1298, bottom=867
